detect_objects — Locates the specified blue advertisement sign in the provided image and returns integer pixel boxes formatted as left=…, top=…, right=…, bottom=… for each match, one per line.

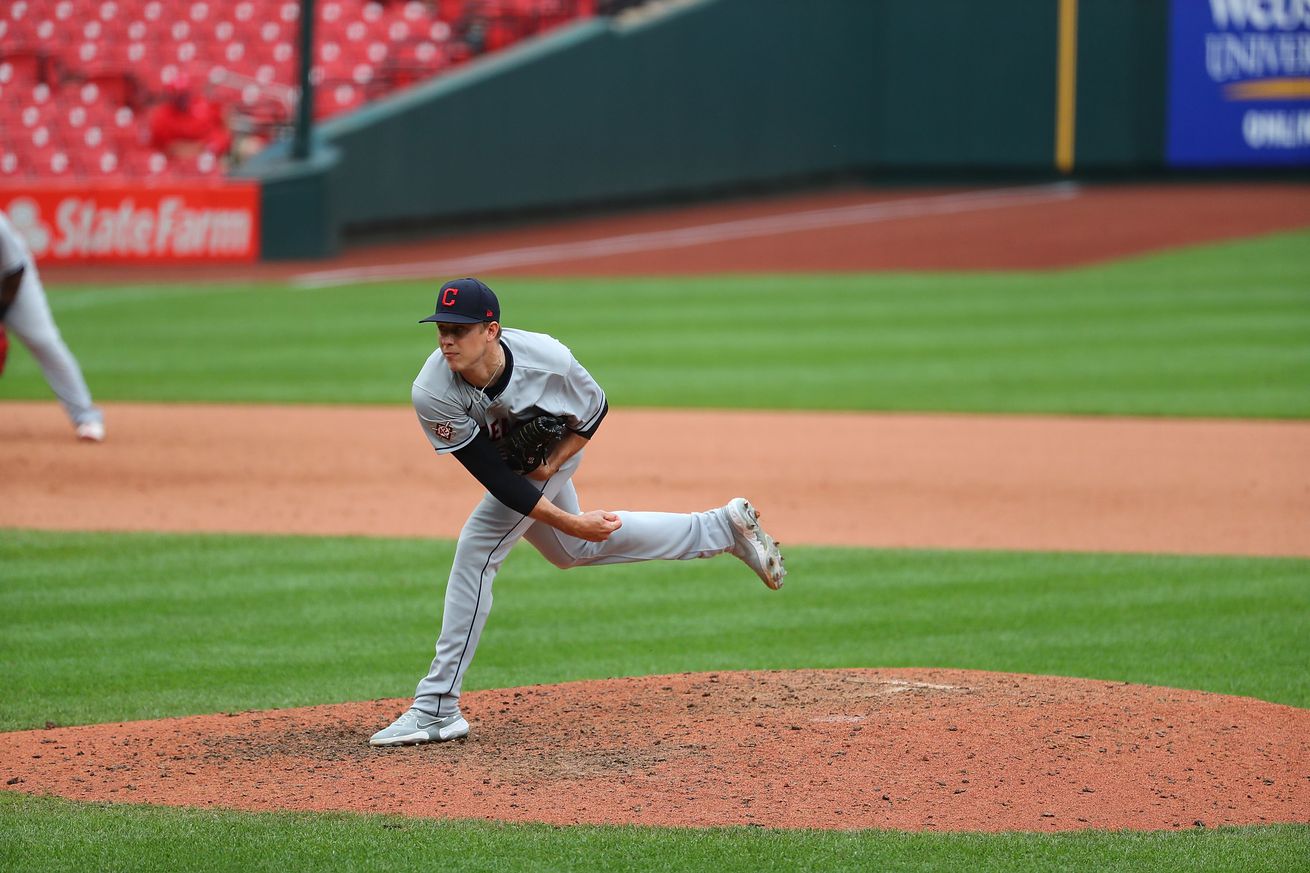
left=1167, top=0, right=1310, bottom=166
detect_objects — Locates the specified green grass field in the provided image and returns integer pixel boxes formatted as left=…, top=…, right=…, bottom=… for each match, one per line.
left=3, top=795, right=1307, bottom=873
left=2, top=228, right=1309, bottom=871
left=4, top=229, right=1309, bottom=416
left=2, top=532, right=1309, bottom=730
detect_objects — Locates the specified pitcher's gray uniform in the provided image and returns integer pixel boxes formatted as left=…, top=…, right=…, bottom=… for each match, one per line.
left=413, top=327, right=739, bottom=716
left=370, top=278, right=786, bottom=746
left=0, top=212, right=104, bottom=440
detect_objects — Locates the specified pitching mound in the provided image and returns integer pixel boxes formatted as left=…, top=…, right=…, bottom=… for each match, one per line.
left=3, top=669, right=1307, bottom=832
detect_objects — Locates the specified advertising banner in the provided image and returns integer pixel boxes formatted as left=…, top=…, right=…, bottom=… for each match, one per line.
left=0, top=183, right=260, bottom=263
left=1167, top=0, right=1310, bottom=166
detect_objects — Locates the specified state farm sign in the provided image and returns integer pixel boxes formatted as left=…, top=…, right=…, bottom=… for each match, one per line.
left=0, top=183, right=260, bottom=263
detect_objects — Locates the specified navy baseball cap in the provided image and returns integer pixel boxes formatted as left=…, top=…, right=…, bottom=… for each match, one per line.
left=419, top=278, right=500, bottom=325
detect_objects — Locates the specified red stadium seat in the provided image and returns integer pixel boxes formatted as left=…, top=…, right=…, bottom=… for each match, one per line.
left=41, top=149, right=79, bottom=178
left=209, top=19, right=235, bottom=43
left=485, top=21, right=517, bottom=52
left=401, top=1, right=429, bottom=23
left=320, top=1, right=346, bottom=26
left=123, top=148, right=172, bottom=178
left=315, top=81, right=364, bottom=118
left=0, top=0, right=600, bottom=179
left=1, top=51, right=43, bottom=84
left=365, top=40, right=389, bottom=65
left=185, top=150, right=224, bottom=177
left=84, top=70, right=138, bottom=106
left=26, top=125, right=56, bottom=149
left=221, top=40, right=250, bottom=69
left=32, top=18, right=65, bottom=49
left=19, top=103, right=58, bottom=129
left=341, top=19, right=372, bottom=44
left=0, top=149, right=27, bottom=179
left=387, top=39, right=446, bottom=87
left=87, top=148, right=124, bottom=178
left=187, top=1, right=212, bottom=25
left=385, top=18, right=412, bottom=44
left=65, top=104, right=92, bottom=130
left=82, top=125, right=108, bottom=149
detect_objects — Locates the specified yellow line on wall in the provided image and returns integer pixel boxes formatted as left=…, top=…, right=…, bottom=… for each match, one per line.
left=1224, top=77, right=1310, bottom=100
left=1056, top=0, right=1078, bottom=174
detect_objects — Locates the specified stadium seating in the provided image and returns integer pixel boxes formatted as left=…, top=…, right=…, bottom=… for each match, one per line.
left=0, top=0, right=598, bottom=181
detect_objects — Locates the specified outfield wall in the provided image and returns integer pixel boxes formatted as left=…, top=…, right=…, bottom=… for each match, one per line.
left=244, top=0, right=1173, bottom=258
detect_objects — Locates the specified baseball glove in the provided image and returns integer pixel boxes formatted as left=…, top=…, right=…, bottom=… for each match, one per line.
left=496, top=414, right=566, bottom=474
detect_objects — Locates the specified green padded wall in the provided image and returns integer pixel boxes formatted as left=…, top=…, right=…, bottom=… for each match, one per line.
left=245, top=0, right=1173, bottom=257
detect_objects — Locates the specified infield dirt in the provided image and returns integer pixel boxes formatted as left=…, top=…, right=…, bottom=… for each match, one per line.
left=3, top=402, right=1309, bottom=557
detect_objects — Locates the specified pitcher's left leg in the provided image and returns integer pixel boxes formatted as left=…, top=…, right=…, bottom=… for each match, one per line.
left=524, top=473, right=735, bottom=568
left=523, top=461, right=784, bottom=587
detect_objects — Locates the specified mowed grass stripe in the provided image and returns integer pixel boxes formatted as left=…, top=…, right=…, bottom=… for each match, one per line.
left=2, top=529, right=1307, bottom=732
left=2, top=229, right=1306, bottom=416
left=2, top=795, right=1308, bottom=873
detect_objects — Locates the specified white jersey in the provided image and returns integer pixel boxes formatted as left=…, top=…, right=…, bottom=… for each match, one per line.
left=412, top=327, right=607, bottom=454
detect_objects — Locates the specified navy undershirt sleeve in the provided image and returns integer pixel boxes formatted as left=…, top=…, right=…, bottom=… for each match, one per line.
left=576, top=399, right=608, bottom=439
left=452, top=430, right=543, bottom=517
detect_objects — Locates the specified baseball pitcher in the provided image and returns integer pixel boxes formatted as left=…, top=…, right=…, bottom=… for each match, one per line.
left=370, top=278, right=786, bottom=746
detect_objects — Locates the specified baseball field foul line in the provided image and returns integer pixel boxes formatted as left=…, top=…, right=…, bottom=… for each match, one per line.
left=292, top=183, right=1081, bottom=288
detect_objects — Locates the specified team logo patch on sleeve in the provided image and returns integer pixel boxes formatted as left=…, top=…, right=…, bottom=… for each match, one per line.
left=431, top=422, right=455, bottom=441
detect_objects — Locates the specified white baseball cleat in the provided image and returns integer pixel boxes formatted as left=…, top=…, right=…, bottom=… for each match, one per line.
left=725, top=497, right=786, bottom=590
left=369, top=708, right=469, bottom=747
left=75, top=421, right=105, bottom=443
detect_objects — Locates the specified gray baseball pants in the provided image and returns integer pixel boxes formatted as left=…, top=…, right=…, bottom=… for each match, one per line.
left=4, top=266, right=101, bottom=427
left=413, top=451, right=736, bottom=718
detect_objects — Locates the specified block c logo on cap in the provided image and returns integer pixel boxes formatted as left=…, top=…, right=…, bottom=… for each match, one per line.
left=441, top=286, right=459, bottom=307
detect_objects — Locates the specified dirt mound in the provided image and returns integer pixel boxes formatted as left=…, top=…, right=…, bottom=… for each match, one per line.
left=3, top=669, right=1306, bottom=832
